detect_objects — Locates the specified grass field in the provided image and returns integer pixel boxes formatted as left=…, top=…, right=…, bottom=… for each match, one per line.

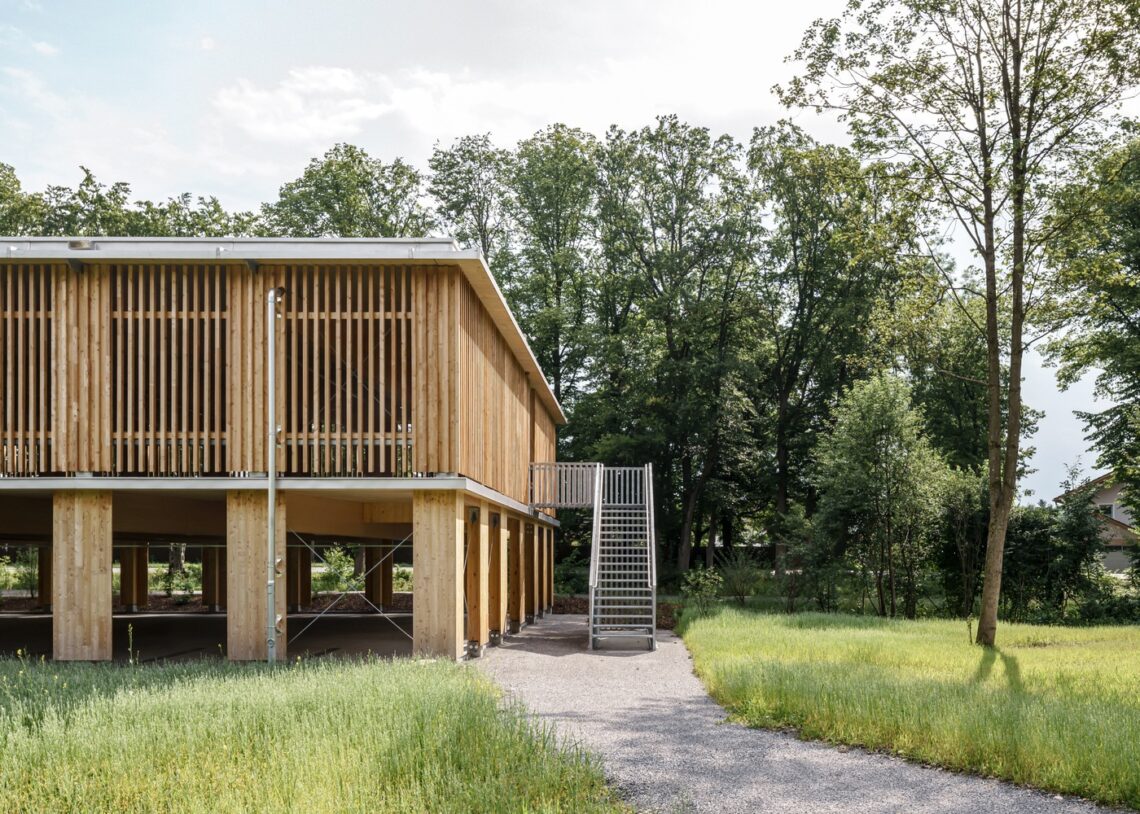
left=0, top=655, right=623, bottom=813
left=681, top=609, right=1140, bottom=808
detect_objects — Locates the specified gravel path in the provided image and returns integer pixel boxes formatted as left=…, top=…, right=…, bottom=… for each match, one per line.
left=475, top=614, right=1111, bottom=814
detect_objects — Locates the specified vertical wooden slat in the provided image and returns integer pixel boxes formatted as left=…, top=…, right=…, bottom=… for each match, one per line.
left=334, top=266, right=342, bottom=474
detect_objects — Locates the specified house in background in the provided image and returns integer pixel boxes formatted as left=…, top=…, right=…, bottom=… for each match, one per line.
left=1056, top=473, right=1136, bottom=572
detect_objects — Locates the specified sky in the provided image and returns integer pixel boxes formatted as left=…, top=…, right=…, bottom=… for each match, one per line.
left=0, top=0, right=1114, bottom=501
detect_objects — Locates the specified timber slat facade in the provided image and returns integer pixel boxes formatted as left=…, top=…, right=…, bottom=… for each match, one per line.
left=0, top=260, right=557, bottom=505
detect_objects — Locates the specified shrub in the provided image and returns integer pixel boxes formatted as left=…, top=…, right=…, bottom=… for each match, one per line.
left=393, top=565, right=413, bottom=592
left=718, top=547, right=761, bottom=605
left=12, top=548, right=38, bottom=598
left=554, top=547, right=590, bottom=596
left=314, top=546, right=360, bottom=594
left=681, top=567, right=722, bottom=616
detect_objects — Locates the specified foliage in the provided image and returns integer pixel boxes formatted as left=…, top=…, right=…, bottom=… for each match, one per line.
left=1001, top=475, right=1108, bottom=623
left=1048, top=135, right=1140, bottom=524
left=393, top=565, right=413, bottom=593
left=11, top=549, right=38, bottom=598
left=261, top=143, right=434, bottom=238
left=779, top=0, right=1140, bottom=645
left=313, top=545, right=361, bottom=594
left=553, top=546, right=590, bottom=596
left=428, top=133, right=514, bottom=270
left=814, top=373, right=948, bottom=618
left=0, top=657, right=622, bottom=813
left=717, top=547, right=762, bottom=606
left=680, top=567, right=722, bottom=616
left=684, top=609, right=1140, bottom=809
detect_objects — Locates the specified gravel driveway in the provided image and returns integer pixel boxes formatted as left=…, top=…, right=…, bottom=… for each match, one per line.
left=475, top=614, right=1111, bottom=814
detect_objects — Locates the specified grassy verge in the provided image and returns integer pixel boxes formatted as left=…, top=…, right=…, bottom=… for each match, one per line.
left=681, top=609, right=1140, bottom=808
left=0, top=655, right=623, bottom=813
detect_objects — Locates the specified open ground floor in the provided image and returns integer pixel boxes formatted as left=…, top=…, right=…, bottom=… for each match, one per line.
left=0, top=476, right=558, bottom=661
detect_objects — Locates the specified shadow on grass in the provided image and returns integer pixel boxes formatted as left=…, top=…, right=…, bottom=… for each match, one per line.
left=972, top=647, right=1024, bottom=693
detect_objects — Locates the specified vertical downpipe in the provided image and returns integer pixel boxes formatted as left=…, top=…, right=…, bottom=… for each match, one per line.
left=266, top=287, right=285, bottom=665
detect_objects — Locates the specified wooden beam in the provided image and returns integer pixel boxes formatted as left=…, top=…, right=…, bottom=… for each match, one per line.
left=118, top=546, right=142, bottom=611
left=36, top=544, right=51, bottom=611
left=488, top=512, right=508, bottom=643
left=202, top=546, right=227, bottom=612
left=524, top=522, right=537, bottom=624
left=412, top=490, right=464, bottom=660
left=52, top=491, right=112, bottom=661
left=507, top=516, right=522, bottom=633
left=287, top=546, right=311, bottom=612
left=363, top=543, right=395, bottom=609
left=546, top=528, right=555, bottom=613
left=464, top=502, right=490, bottom=653
left=536, top=524, right=546, bottom=618
left=226, top=491, right=286, bottom=661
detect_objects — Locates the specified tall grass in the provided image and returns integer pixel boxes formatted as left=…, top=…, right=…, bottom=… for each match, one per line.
left=682, top=609, right=1140, bottom=808
left=0, top=656, right=623, bottom=813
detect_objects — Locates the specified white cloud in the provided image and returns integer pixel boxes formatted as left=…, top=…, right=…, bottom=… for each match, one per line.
left=0, top=24, right=57, bottom=56
left=212, top=67, right=391, bottom=144
left=199, top=36, right=217, bottom=51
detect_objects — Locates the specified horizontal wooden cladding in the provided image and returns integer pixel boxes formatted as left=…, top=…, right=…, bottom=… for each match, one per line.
left=278, top=264, right=412, bottom=477
left=0, top=264, right=52, bottom=474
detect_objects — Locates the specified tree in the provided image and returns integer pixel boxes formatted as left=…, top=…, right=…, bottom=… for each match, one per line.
left=0, top=164, right=45, bottom=234
left=748, top=122, right=920, bottom=532
left=261, top=143, right=434, bottom=238
left=428, top=134, right=514, bottom=274
left=1048, top=135, right=1140, bottom=524
left=781, top=0, right=1140, bottom=646
left=596, top=116, right=756, bottom=570
left=509, top=125, right=598, bottom=407
left=130, top=193, right=257, bottom=237
left=39, top=168, right=135, bottom=236
left=815, top=373, right=948, bottom=618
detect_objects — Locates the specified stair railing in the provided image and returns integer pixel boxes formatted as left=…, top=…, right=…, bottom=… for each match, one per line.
left=588, top=462, right=604, bottom=591
left=645, top=463, right=656, bottom=589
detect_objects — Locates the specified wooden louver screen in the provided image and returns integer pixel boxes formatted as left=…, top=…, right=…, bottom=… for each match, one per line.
left=109, top=264, right=228, bottom=475
left=278, top=265, right=413, bottom=477
left=0, top=264, right=52, bottom=474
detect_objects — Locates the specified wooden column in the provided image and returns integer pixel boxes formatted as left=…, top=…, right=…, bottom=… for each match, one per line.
left=36, top=545, right=52, bottom=611
left=464, top=502, right=490, bottom=654
left=226, top=491, right=286, bottom=661
left=536, top=525, right=546, bottom=618
left=287, top=546, right=312, bottom=612
left=380, top=552, right=394, bottom=607
left=118, top=546, right=148, bottom=611
left=53, top=491, right=112, bottom=661
left=524, top=522, right=537, bottom=624
left=364, top=545, right=394, bottom=610
left=488, top=513, right=508, bottom=643
left=412, top=490, right=464, bottom=660
left=546, top=529, right=555, bottom=613
left=507, top=516, right=523, bottom=633
left=202, top=547, right=227, bottom=612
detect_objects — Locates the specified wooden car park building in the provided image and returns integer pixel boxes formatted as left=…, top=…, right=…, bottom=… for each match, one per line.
left=0, top=237, right=562, bottom=661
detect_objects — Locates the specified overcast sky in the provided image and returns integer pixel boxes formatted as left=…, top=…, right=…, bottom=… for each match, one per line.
left=0, top=0, right=1113, bottom=500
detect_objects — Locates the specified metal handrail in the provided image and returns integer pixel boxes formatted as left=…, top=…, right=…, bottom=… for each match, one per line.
left=529, top=461, right=598, bottom=508
left=645, top=463, right=656, bottom=588
left=588, top=462, right=603, bottom=590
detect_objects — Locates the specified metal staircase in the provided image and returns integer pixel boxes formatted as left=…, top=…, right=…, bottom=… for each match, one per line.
left=530, top=462, right=657, bottom=651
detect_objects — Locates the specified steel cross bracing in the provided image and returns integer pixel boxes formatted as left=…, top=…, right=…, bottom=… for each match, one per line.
left=530, top=462, right=657, bottom=651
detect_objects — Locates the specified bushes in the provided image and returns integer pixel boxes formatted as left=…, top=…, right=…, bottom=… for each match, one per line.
left=314, top=545, right=361, bottom=594
left=718, top=547, right=761, bottom=605
left=681, top=567, right=722, bottom=615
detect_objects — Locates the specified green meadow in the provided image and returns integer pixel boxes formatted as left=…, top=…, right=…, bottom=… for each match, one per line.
left=682, top=609, right=1140, bottom=808
left=0, top=656, right=623, bottom=814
